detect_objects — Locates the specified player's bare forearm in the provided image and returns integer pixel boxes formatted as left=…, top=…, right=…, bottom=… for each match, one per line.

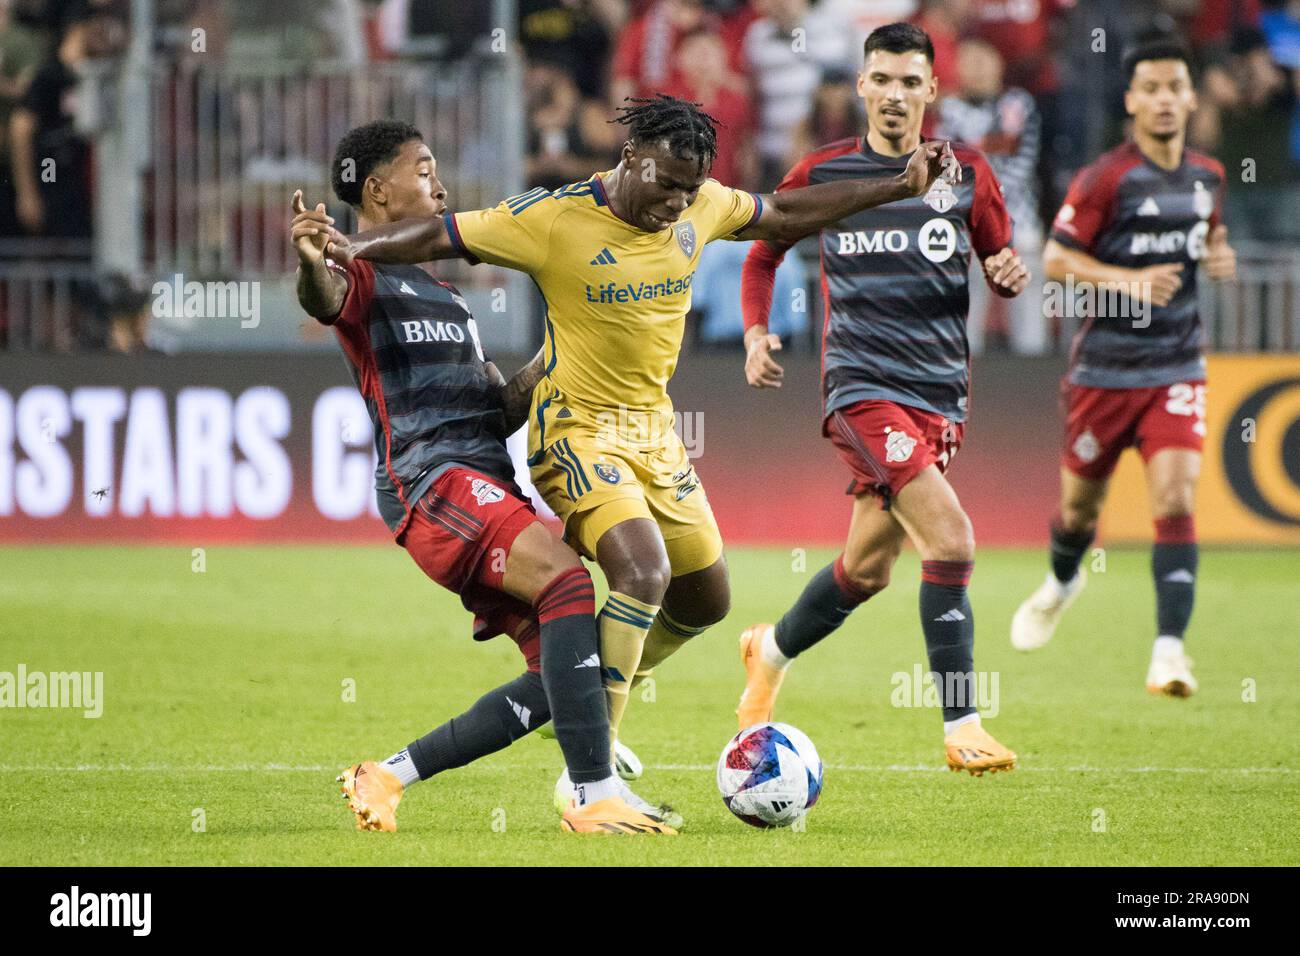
left=1043, top=239, right=1136, bottom=286
left=738, top=177, right=913, bottom=242
left=499, top=347, right=547, bottom=433
left=295, top=259, right=347, bottom=321
left=337, top=216, right=458, bottom=266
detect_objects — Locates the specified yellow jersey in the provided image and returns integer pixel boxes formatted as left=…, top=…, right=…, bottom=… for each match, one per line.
left=448, top=172, right=761, bottom=446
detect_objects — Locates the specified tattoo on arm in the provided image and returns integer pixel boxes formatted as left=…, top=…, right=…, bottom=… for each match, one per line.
left=296, top=260, right=347, bottom=321
left=499, top=348, right=547, bottom=433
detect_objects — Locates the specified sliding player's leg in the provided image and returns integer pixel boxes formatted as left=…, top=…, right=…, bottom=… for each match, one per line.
left=340, top=468, right=672, bottom=834
left=1142, top=446, right=1202, bottom=697
left=337, top=597, right=549, bottom=831
left=890, top=465, right=1016, bottom=775
left=498, top=519, right=674, bottom=832
left=498, top=521, right=617, bottom=788
left=736, top=495, right=905, bottom=729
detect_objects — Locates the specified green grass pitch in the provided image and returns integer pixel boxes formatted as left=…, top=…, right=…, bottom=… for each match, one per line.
left=1, top=544, right=1296, bottom=866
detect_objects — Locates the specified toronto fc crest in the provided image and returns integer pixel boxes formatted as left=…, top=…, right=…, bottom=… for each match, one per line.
left=884, top=427, right=917, bottom=463
left=923, top=177, right=957, bottom=213
left=469, top=477, right=505, bottom=505
left=1072, top=429, right=1100, bottom=464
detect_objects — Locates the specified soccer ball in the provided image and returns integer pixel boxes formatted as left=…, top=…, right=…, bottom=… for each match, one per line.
left=716, top=722, right=823, bottom=828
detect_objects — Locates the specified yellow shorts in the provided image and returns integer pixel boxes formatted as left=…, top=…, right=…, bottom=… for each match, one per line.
left=527, top=392, right=722, bottom=577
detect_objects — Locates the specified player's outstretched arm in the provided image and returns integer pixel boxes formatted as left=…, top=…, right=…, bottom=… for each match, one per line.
left=1044, top=238, right=1184, bottom=309
left=326, top=214, right=460, bottom=267
left=736, top=141, right=956, bottom=243
left=291, top=190, right=348, bottom=321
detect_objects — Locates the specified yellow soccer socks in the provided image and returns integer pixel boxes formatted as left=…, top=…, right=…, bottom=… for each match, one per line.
left=599, top=593, right=659, bottom=747
left=633, top=609, right=709, bottom=693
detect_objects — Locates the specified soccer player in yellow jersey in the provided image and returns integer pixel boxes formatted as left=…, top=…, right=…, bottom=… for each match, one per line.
left=321, top=95, right=953, bottom=809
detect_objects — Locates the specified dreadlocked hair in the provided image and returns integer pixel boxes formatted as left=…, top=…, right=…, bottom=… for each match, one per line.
left=609, top=94, right=721, bottom=175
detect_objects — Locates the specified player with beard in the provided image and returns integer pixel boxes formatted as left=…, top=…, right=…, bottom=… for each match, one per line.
left=736, top=23, right=1029, bottom=775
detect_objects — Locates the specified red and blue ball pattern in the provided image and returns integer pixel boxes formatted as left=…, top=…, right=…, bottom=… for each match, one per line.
left=717, top=722, right=824, bottom=828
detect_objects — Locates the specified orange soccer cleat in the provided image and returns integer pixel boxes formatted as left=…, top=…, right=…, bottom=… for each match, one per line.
left=560, top=796, right=678, bottom=835
left=337, top=761, right=404, bottom=832
left=944, top=721, right=1018, bottom=777
left=736, top=624, right=787, bottom=730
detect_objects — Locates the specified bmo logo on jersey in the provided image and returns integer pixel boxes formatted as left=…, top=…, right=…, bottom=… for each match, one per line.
left=402, top=316, right=486, bottom=359
left=837, top=228, right=908, bottom=255
left=835, top=218, right=958, bottom=263
left=1130, top=221, right=1210, bottom=259
left=918, top=219, right=958, bottom=263
left=401, top=319, right=465, bottom=344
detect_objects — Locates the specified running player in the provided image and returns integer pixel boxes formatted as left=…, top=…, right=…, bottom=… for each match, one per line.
left=1010, top=37, right=1236, bottom=697
left=322, top=97, right=954, bottom=804
left=737, top=23, right=1028, bottom=775
left=292, top=119, right=672, bottom=834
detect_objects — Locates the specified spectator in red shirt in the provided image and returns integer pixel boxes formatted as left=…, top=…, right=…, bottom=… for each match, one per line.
left=912, top=0, right=966, bottom=95
left=662, top=27, right=754, bottom=188
left=610, top=0, right=748, bottom=106
left=1186, top=0, right=1261, bottom=52
left=969, top=0, right=1074, bottom=97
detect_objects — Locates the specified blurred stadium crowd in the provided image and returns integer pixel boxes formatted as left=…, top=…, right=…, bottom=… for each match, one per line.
left=1, top=0, right=1298, bottom=352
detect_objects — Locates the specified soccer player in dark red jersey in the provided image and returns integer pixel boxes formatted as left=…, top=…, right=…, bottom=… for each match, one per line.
left=291, top=120, right=672, bottom=834
left=737, top=23, right=1029, bottom=775
left=1010, top=38, right=1237, bottom=698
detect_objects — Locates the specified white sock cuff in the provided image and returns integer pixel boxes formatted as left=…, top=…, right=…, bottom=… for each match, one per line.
left=943, top=712, right=981, bottom=736
left=382, top=748, right=420, bottom=787
left=761, top=626, right=792, bottom=670
left=574, top=774, right=619, bottom=806
left=1048, top=570, right=1076, bottom=598
left=1153, top=635, right=1184, bottom=656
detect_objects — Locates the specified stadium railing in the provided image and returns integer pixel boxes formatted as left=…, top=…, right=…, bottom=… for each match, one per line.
left=139, top=55, right=529, bottom=351
left=1200, top=240, right=1300, bottom=353
left=3, top=48, right=531, bottom=352
left=0, top=239, right=95, bottom=351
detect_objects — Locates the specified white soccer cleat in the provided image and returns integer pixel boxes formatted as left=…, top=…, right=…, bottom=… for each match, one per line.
left=1146, top=645, right=1197, bottom=698
left=614, top=740, right=643, bottom=781
left=552, top=768, right=683, bottom=829
left=552, top=767, right=571, bottom=816
left=1010, top=569, right=1086, bottom=652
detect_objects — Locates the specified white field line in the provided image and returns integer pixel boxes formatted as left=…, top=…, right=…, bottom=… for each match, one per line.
left=1, top=763, right=1295, bottom=775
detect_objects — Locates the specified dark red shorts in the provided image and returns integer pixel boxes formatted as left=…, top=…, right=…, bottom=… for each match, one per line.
left=399, top=467, right=541, bottom=670
left=1062, top=380, right=1206, bottom=481
left=826, top=400, right=964, bottom=506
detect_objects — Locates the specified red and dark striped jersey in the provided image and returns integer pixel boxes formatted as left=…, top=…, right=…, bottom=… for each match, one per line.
left=323, top=259, right=516, bottom=536
left=1049, top=141, right=1225, bottom=389
left=742, top=137, right=1014, bottom=424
